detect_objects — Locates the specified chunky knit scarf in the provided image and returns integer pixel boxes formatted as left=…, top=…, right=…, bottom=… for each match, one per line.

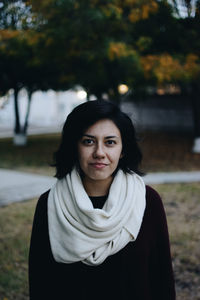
left=48, top=167, right=146, bottom=266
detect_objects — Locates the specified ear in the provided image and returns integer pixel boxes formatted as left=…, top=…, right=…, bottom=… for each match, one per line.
left=120, top=153, right=124, bottom=159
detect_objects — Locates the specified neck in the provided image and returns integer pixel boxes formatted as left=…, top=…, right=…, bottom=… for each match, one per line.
left=82, top=177, right=113, bottom=197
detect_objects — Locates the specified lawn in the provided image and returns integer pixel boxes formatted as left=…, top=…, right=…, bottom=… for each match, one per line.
left=0, top=132, right=200, bottom=299
left=0, top=199, right=36, bottom=300
left=153, top=183, right=200, bottom=300
left=0, top=134, right=61, bottom=176
left=140, top=131, right=200, bottom=173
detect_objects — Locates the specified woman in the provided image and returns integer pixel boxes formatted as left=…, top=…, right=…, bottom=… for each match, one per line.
left=29, top=100, right=176, bottom=299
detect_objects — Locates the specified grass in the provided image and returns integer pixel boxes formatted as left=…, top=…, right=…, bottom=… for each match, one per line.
left=0, top=199, right=36, bottom=300
left=0, top=134, right=61, bottom=176
left=152, top=183, right=200, bottom=300
left=0, top=132, right=200, bottom=299
left=140, top=131, right=200, bottom=173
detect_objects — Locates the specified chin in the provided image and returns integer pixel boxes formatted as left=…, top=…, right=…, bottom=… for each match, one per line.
left=88, top=171, right=112, bottom=181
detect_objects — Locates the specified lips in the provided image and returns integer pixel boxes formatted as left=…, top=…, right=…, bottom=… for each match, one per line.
left=90, top=163, right=108, bottom=169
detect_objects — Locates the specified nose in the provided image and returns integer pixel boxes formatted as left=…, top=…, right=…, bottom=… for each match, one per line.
left=93, top=143, right=105, bottom=159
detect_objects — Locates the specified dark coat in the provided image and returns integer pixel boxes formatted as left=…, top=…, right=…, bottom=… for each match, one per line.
left=29, top=185, right=176, bottom=300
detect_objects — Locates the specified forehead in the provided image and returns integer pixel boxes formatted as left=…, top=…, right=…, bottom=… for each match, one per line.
left=83, top=119, right=121, bottom=136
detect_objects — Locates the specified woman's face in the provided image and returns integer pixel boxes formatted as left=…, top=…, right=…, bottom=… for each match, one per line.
left=77, top=119, right=123, bottom=186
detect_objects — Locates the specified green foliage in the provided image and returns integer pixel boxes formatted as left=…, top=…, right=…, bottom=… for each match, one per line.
left=0, top=0, right=200, bottom=101
left=26, top=0, right=161, bottom=100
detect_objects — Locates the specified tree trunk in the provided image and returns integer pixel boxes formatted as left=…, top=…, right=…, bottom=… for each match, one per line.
left=23, top=89, right=32, bottom=134
left=191, top=93, right=200, bottom=153
left=13, top=88, right=29, bottom=147
left=14, top=87, right=21, bottom=134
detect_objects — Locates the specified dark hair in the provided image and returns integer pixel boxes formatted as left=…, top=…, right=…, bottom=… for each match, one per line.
left=53, top=100, right=143, bottom=179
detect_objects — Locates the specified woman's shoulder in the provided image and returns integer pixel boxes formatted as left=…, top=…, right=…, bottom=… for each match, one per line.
left=38, top=190, right=50, bottom=202
left=34, top=190, right=50, bottom=216
left=145, top=185, right=164, bottom=211
left=145, top=185, right=161, bottom=200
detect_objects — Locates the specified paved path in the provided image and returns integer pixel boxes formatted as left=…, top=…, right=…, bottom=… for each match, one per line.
left=0, top=168, right=200, bottom=207
left=0, top=169, right=56, bottom=206
left=144, top=171, right=200, bottom=184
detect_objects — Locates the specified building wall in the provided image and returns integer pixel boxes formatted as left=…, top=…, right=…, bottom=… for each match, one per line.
left=121, top=96, right=194, bottom=133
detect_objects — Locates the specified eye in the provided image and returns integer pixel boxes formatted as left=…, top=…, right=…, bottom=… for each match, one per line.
left=82, top=139, right=95, bottom=145
left=105, top=140, right=116, bottom=146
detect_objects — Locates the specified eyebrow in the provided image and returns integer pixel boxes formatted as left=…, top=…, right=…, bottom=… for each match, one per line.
left=82, top=134, right=119, bottom=139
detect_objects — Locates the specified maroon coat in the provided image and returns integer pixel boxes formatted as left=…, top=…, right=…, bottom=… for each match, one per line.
left=29, top=185, right=176, bottom=300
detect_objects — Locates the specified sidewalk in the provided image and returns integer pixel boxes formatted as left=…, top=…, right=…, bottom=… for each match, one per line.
left=0, top=169, right=56, bottom=206
left=0, top=168, right=200, bottom=207
left=144, top=171, right=200, bottom=184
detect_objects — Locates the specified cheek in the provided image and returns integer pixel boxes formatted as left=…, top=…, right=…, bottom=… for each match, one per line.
left=78, top=147, right=91, bottom=164
left=110, top=148, right=123, bottom=163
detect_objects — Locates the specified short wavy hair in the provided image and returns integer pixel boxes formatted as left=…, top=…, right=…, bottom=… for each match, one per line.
left=53, top=100, right=143, bottom=179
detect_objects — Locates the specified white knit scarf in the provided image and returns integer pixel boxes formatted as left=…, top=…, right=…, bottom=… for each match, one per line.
left=48, top=167, right=146, bottom=266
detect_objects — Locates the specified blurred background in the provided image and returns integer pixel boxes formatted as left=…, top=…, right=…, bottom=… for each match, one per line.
left=0, top=0, right=200, bottom=299
left=0, top=0, right=200, bottom=149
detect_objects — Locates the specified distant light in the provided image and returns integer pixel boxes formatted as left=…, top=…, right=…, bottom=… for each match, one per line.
left=77, top=90, right=87, bottom=100
left=89, top=95, right=97, bottom=101
left=118, top=84, right=129, bottom=95
left=157, top=88, right=165, bottom=95
left=102, top=93, right=109, bottom=100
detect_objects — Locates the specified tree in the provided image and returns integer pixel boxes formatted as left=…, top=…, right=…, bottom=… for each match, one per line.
left=1, top=0, right=199, bottom=150
left=28, top=0, right=200, bottom=151
left=29, top=0, right=159, bottom=104
left=135, top=0, right=200, bottom=151
left=0, top=0, right=35, bottom=145
left=0, top=0, right=71, bottom=145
